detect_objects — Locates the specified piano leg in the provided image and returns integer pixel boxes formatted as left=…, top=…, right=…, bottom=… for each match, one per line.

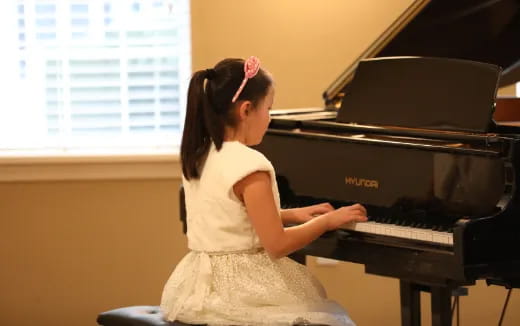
left=400, top=281, right=453, bottom=326
left=400, top=280, right=421, bottom=326
left=431, top=286, right=452, bottom=326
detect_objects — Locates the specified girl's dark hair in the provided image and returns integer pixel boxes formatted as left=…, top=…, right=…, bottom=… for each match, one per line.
left=180, top=58, right=273, bottom=180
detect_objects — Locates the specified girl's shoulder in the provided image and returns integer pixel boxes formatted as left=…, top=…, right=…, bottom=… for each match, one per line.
left=209, top=141, right=274, bottom=184
left=218, top=141, right=270, bottom=165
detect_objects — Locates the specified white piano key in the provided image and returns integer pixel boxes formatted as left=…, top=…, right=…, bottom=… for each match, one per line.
left=373, top=224, right=385, bottom=235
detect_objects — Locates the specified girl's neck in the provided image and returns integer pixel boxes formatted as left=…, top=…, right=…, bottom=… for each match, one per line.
left=223, top=126, right=246, bottom=144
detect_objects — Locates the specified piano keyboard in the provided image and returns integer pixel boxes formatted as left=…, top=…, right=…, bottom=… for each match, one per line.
left=340, top=221, right=454, bottom=246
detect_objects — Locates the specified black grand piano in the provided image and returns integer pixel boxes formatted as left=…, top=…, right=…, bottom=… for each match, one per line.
left=251, top=0, right=520, bottom=325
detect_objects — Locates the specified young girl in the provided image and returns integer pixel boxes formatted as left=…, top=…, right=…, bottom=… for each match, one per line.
left=160, top=57, right=368, bottom=326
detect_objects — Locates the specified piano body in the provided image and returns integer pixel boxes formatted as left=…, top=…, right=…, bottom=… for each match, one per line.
left=252, top=0, right=520, bottom=325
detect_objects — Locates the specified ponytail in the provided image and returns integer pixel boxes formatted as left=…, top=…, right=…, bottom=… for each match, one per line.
left=181, top=70, right=219, bottom=180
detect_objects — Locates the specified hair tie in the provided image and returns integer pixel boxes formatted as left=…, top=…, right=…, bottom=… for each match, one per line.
left=231, top=56, right=260, bottom=103
left=205, top=68, right=216, bottom=80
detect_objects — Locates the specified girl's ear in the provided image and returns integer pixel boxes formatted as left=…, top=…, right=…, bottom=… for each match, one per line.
left=237, top=101, right=253, bottom=121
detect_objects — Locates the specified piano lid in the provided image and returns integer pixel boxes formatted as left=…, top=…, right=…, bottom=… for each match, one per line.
left=324, top=0, right=520, bottom=108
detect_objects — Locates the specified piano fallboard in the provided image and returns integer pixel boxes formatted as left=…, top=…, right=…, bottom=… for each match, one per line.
left=256, top=120, right=514, bottom=219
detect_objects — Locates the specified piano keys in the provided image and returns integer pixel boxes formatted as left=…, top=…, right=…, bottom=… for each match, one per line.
left=341, top=219, right=454, bottom=246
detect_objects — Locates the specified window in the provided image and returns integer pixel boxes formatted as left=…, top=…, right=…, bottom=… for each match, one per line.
left=0, top=0, right=191, bottom=152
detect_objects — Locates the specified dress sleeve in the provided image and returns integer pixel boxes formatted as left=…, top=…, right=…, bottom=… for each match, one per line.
left=220, top=145, right=276, bottom=201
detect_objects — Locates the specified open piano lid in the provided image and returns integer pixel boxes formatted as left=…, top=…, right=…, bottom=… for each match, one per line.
left=324, top=0, right=520, bottom=133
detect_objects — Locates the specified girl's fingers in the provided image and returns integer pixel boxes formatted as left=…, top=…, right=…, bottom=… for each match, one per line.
left=322, top=203, right=334, bottom=210
left=352, top=203, right=367, bottom=215
left=313, top=203, right=334, bottom=214
left=356, top=215, right=368, bottom=222
left=347, top=205, right=367, bottom=216
left=345, top=215, right=368, bottom=223
left=317, top=203, right=333, bottom=209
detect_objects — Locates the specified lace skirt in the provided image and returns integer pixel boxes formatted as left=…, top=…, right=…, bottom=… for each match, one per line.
left=160, top=250, right=355, bottom=326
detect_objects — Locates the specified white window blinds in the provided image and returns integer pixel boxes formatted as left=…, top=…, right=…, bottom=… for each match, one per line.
left=0, top=0, right=191, bottom=151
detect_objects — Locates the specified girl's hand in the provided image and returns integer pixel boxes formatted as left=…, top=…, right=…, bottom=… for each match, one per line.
left=284, top=203, right=335, bottom=224
left=324, top=204, right=368, bottom=230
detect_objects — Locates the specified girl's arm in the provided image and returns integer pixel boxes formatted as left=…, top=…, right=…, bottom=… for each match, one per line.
left=234, top=171, right=367, bottom=259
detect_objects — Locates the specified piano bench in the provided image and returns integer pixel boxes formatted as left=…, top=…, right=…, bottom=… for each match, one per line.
left=96, top=306, right=204, bottom=326
left=96, top=305, right=326, bottom=326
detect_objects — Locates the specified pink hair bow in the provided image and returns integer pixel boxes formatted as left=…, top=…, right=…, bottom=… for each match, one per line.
left=231, top=56, right=261, bottom=103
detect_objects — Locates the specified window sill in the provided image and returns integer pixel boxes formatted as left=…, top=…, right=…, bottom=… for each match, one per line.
left=0, top=149, right=182, bottom=182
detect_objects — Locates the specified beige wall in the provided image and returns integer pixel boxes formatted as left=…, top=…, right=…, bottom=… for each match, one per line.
left=1, top=1, right=518, bottom=326
left=498, top=83, right=517, bottom=96
left=191, top=0, right=425, bottom=109
left=0, top=180, right=187, bottom=325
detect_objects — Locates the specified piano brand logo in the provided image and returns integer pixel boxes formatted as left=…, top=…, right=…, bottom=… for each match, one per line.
left=345, top=176, right=379, bottom=189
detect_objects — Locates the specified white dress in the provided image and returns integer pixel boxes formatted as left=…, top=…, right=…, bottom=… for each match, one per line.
left=160, top=141, right=355, bottom=326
